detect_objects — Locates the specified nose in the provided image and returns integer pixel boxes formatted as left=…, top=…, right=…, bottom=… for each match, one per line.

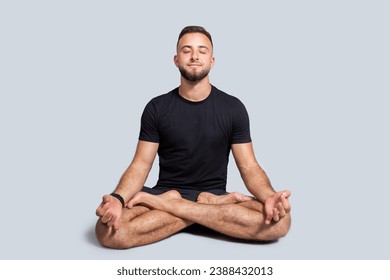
left=190, top=51, right=199, bottom=61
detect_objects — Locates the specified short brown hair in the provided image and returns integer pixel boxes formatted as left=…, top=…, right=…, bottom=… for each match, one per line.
left=177, top=26, right=213, bottom=47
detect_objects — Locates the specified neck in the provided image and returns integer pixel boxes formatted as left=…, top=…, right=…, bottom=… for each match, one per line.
left=179, top=77, right=212, bottom=102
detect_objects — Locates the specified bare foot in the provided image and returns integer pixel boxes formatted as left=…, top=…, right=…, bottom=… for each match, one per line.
left=127, top=190, right=182, bottom=211
left=197, top=192, right=254, bottom=205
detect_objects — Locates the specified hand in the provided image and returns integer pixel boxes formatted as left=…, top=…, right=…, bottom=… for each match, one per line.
left=95, top=195, right=123, bottom=230
left=264, top=190, right=291, bottom=225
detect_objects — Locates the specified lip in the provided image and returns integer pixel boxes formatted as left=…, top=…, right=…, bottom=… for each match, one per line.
left=188, top=64, right=202, bottom=67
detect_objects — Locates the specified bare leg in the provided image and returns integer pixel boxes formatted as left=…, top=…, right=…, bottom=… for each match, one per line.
left=96, top=200, right=193, bottom=249
left=130, top=191, right=291, bottom=241
left=95, top=191, right=252, bottom=249
left=197, top=191, right=254, bottom=204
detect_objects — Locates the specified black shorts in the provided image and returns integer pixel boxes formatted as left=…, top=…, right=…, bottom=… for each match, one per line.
left=141, top=186, right=227, bottom=202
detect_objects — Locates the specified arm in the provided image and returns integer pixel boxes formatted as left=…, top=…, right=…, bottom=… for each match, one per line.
left=231, top=142, right=274, bottom=202
left=96, top=140, right=158, bottom=229
left=232, top=143, right=291, bottom=224
left=114, top=140, right=159, bottom=203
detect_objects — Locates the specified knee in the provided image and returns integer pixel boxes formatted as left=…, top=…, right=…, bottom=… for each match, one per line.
left=253, top=213, right=291, bottom=242
left=267, top=213, right=291, bottom=240
left=273, top=214, right=291, bottom=239
left=95, top=219, right=130, bottom=249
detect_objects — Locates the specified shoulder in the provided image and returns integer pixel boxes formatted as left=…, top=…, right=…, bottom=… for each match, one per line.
left=212, top=85, right=247, bottom=110
left=148, top=87, right=178, bottom=106
left=142, top=88, right=178, bottom=115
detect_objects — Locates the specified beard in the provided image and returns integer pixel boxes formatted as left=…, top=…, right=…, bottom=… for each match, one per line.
left=178, top=65, right=211, bottom=82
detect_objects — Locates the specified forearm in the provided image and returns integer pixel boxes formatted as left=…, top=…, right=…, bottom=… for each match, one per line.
left=113, top=163, right=150, bottom=204
left=241, top=164, right=275, bottom=203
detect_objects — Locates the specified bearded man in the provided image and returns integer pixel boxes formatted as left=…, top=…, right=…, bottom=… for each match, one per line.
left=95, top=26, right=291, bottom=249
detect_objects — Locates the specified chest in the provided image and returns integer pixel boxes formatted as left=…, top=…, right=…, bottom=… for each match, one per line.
left=157, top=101, right=233, bottom=149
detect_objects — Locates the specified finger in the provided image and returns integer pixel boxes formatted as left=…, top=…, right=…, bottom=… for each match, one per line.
left=101, top=195, right=113, bottom=204
left=113, top=216, right=121, bottom=230
left=107, top=213, right=116, bottom=228
left=95, top=205, right=103, bottom=217
left=273, top=207, right=280, bottom=222
left=96, top=195, right=113, bottom=216
left=101, top=211, right=113, bottom=224
left=281, top=195, right=291, bottom=213
left=277, top=202, right=286, bottom=217
left=265, top=205, right=273, bottom=224
left=273, top=192, right=283, bottom=201
left=281, top=190, right=291, bottom=199
left=96, top=201, right=111, bottom=217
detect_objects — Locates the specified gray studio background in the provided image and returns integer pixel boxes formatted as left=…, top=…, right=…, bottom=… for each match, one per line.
left=1, top=0, right=389, bottom=259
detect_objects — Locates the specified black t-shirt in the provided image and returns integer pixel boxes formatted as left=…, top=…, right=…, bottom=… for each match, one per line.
left=139, top=85, right=251, bottom=192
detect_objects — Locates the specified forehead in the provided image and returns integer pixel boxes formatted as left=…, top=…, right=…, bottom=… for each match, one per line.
left=177, top=32, right=213, bottom=49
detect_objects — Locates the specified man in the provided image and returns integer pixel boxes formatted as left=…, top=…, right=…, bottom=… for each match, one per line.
left=95, top=26, right=291, bottom=249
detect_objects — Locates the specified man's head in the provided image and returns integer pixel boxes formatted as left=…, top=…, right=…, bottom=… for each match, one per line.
left=174, top=26, right=215, bottom=83
left=176, top=26, right=213, bottom=50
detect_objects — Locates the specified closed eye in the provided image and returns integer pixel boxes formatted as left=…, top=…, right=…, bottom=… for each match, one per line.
left=182, top=47, right=191, bottom=53
left=199, top=47, right=208, bottom=54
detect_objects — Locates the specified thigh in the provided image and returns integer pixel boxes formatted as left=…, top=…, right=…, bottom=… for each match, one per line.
left=121, top=205, right=193, bottom=235
left=121, top=199, right=190, bottom=226
left=121, top=205, right=151, bottom=221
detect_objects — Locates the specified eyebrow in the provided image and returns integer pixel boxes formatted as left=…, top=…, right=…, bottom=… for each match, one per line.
left=181, top=45, right=210, bottom=51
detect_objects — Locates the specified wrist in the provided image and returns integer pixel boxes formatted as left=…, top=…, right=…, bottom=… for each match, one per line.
left=110, top=192, right=125, bottom=207
left=256, top=190, right=276, bottom=204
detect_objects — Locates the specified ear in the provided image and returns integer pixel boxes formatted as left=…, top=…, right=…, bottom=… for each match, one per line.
left=173, top=55, right=179, bottom=67
left=210, top=56, right=215, bottom=68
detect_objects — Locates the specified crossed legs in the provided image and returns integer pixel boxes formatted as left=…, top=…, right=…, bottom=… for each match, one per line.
left=96, top=191, right=291, bottom=249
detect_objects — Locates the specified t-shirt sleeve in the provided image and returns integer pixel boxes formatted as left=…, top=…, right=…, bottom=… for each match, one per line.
left=231, top=100, right=252, bottom=144
left=138, top=100, right=160, bottom=143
